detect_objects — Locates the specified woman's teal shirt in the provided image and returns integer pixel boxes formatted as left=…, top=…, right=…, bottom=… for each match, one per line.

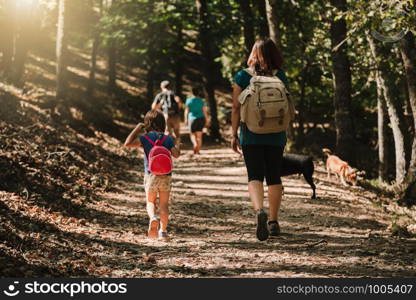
left=233, top=69, right=288, bottom=147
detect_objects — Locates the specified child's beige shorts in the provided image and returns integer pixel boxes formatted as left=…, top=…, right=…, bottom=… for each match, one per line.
left=144, top=174, right=172, bottom=193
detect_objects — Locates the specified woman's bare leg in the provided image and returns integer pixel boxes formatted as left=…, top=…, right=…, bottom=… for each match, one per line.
left=248, top=180, right=264, bottom=210
left=195, top=131, right=203, bottom=154
left=190, top=132, right=198, bottom=154
left=268, top=184, right=283, bottom=221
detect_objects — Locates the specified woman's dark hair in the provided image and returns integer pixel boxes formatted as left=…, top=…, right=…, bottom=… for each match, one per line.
left=192, top=87, right=204, bottom=98
left=247, top=39, right=284, bottom=75
left=143, top=110, right=166, bottom=133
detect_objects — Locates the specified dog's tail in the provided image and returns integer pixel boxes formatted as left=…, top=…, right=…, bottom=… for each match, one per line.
left=322, top=148, right=332, bottom=157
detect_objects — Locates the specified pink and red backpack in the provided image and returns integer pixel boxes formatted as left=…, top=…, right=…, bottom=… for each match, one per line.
left=143, top=135, right=173, bottom=175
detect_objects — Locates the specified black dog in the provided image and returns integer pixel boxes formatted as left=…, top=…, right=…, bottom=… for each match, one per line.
left=281, top=153, right=316, bottom=199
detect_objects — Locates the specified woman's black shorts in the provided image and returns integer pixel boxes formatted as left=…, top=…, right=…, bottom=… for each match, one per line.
left=242, top=144, right=284, bottom=186
left=189, top=117, right=205, bottom=133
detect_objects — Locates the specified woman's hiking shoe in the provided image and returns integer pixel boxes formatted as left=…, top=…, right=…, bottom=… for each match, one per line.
left=268, top=221, right=281, bottom=237
left=256, top=209, right=269, bottom=241
left=148, top=217, right=159, bottom=238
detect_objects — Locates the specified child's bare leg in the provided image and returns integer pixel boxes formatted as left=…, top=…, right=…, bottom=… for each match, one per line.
left=159, top=191, right=170, bottom=232
left=146, top=191, right=158, bottom=219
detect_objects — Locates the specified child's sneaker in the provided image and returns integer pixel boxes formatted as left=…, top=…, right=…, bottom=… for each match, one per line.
left=148, top=216, right=159, bottom=238
left=158, top=230, right=168, bottom=240
left=256, top=209, right=269, bottom=241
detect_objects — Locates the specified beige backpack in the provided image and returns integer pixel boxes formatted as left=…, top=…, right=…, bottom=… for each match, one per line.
left=238, top=69, right=294, bottom=134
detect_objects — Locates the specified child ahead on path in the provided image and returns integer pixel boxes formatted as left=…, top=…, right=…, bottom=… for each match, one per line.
left=124, top=110, right=180, bottom=239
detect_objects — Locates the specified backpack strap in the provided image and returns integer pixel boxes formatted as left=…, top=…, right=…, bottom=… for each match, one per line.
left=143, top=135, right=156, bottom=146
left=155, top=135, right=168, bottom=146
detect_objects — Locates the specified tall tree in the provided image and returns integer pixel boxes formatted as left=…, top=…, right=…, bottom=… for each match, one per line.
left=400, top=33, right=416, bottom=170
left=368, top=34, right=406, bottom=184
left=265, top=0, right=280, bottom=47
left=196, top=0, right=220, bottom=139
left=376, top=71, right=389, bottom=182
left=330, top=0, right=355, bottom=162
left=0, top=0, right=16, bottom=76
left=236, top=0, right=255, bottom=56
left=56, top=0, right=68, bottom=100
left=107, top=0, right=117, bottom=93
left=174, top=22, right=184, bottom=99
left=399, top=32, right=416, bottom=203
left=87, top=0, right=103, bottom=97
left=252, top=0, right=269, bottom=38
left=12, top=0, right=39, bottom=84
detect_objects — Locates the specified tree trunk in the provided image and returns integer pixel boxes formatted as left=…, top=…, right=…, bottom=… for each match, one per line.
left=330, top=0, right=355, bottom=163
left=296, top=73, right=307, bottom=147
left=368, top=34, right=406, bottom=184
left=400, top=33, right=416, bottom=169
left=236, top=0, right=255, bottom=56
left=12, top=0, right=39, bottom=85
left=174, top=23, right=184, bottom=100
left=0, top=0, right=16, bottom=76
left=196, top=0, right=220, bottom=140
left=400, top=32, right=416, bottom=203
left=146, top=67, right=154, bottom=108
left=265, top=0, right=280, bottom=47
left=253, top=0, right=269, bottom=38
left=87, top=0, right=103, bottom=97
left=108, top=43, right=116, bottom=93
left=376, top=71, right=389, bottom=182
left=56, top=0, right=68, bottom=100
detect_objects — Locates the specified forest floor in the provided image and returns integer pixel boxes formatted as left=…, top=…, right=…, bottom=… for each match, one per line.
left=2, top=120, right=415, bottom=278
left=90, top=147, right=416, bottom=277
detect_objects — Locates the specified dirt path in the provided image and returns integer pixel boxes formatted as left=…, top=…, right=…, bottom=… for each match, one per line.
left=86, top=145, right=415, bottom=278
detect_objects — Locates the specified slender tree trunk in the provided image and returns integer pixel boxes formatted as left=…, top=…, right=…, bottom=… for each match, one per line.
left=108, top=43, right=116, bottom=93
left=106, top=0, right=117, bottom=94
left=376, top=71, right=389, bottom=182
left=236, top=0, right=255, bottom=56
left=400, top=33, right=416, bottom=169
left=265, top=0, right=280, bottom=47
left=12, top=0, right=38, bottom=85
left=146, top=67, right=154, bottom=107
left=253, top=0, right=269, bottom=38
left=297, top=74, right=306, bottom=146
left=174, top=23, right=184, bottom=100
left=330, top=0, right=355, bottom=163
left=56, top=0, right=68, bottom=100
left=368, top=34, right=406, bottom=184
left=87, top=0, right=103, bottom=97
left=400, top=32, right=416, bottom=203
left=1, top=0, right=16, bottom=76
left=196, top=0, right=220, bottom=139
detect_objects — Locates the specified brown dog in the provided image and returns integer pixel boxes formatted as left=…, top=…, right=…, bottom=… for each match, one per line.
left=322, top=148, right=364, bottom=186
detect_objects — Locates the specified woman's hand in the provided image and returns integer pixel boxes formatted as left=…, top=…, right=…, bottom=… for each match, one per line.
left=231, top=135, right=241, bottom=155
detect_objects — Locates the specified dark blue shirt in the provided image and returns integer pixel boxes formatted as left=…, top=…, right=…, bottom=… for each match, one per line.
left=139, top=132, right=175, bottom=175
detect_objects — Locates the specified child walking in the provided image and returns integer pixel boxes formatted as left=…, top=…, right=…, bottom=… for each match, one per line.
left=124, top=110, right=180, bottom=239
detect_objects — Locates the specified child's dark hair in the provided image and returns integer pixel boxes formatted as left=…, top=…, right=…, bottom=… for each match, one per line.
left=143, top=110, right=166, bottom=133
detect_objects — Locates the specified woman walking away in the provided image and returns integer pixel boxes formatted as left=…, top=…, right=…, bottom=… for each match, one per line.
left=124, top=110, right=181, bottom=239
left=231, top=38, right=294, bottom=241
left=185, top=87, right=210, bottom=155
